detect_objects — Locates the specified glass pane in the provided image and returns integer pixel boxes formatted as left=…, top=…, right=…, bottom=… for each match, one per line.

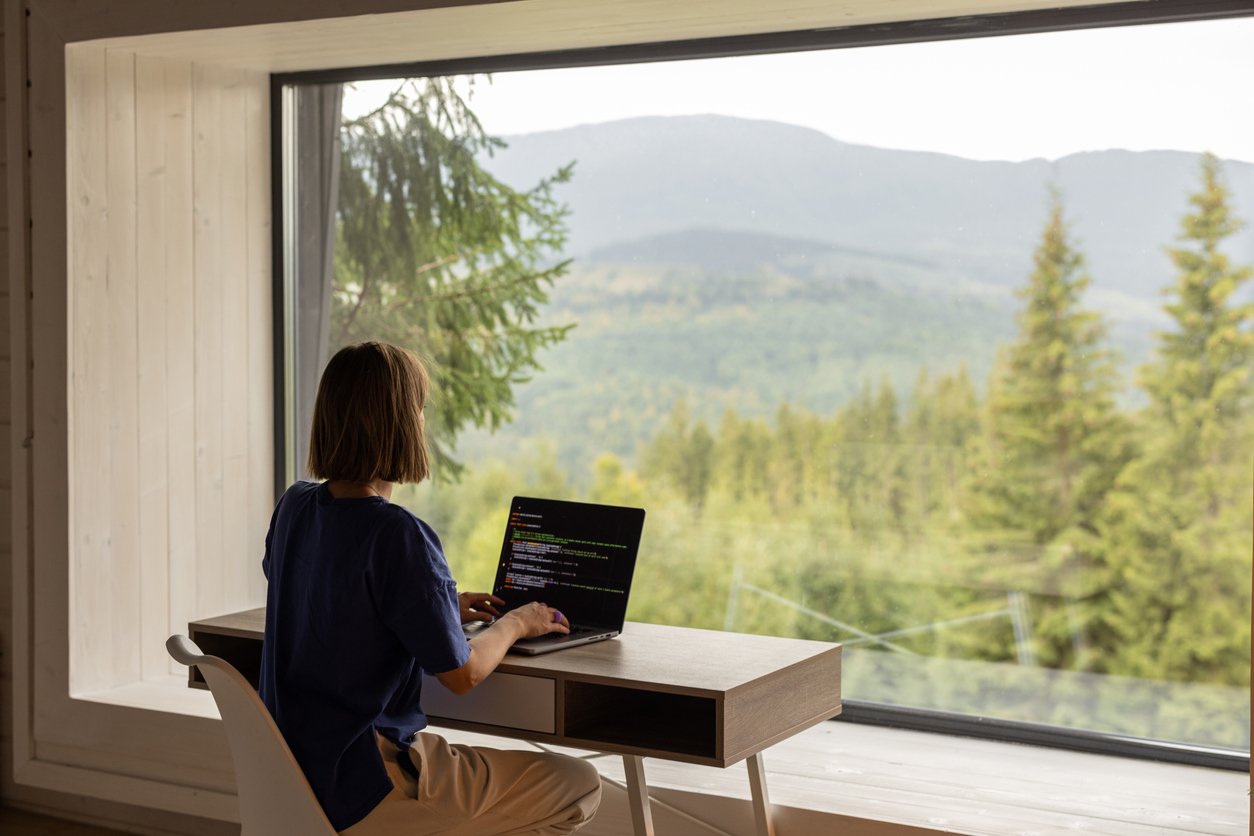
left=312, top=17, right=1254, bottom=752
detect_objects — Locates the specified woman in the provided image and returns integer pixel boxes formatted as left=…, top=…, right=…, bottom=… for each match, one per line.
left=259, top=341, right=601, bottom=835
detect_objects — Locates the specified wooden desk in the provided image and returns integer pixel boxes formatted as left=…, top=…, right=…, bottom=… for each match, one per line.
left=188, top=609, right=841, bottom=836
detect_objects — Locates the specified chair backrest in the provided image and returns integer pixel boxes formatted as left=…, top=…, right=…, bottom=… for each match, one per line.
left=167, top=635, right=338, bottom=836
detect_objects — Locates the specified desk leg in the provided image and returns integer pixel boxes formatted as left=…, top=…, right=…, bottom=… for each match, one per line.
left=622, top=755, right=656, bottom=836
left=746, top=752, right=776, bottom=836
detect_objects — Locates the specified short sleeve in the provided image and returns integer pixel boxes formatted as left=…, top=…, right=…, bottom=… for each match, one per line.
left=369, top=514, right=471, bottom=675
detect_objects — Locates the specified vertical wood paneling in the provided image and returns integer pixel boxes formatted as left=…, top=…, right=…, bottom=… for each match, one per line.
left=105, top=49, right=141, bottom=686
left=66, top=50, right=276, bottom=690
left=163, top=58, right=197, bottom=672
left=135, top=54, right=171, bottom=681
left=245, top=71, right=273, bottom=607
left=67, top=45, right=111, bottom=693
left=192, top=62, right=225, bottom=619
left=219, top=67, right=250, bottom=613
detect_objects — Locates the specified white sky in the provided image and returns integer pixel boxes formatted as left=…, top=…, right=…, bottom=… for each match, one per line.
left=342, top=18, right=1254, bottom=164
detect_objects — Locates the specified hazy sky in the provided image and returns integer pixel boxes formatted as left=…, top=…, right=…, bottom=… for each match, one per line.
left=342, top=17, right=1254, bottom=164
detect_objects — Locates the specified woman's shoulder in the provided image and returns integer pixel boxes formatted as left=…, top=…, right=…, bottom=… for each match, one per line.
left=269, top=480, right=322, bottom=525
left=373, top=503, right=443, bottom=554
left=377, top=501, right=433, bottom=532
left=368, top=505, right=453, bottom=586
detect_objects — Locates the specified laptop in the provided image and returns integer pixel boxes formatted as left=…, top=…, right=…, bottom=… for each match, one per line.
left=466, top=496, right=646, bottom=655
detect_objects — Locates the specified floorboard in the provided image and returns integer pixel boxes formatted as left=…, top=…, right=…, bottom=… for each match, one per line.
left=0, top=806, right=132, bottom=836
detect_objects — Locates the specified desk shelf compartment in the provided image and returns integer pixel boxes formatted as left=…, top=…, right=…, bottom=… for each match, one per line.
left=562, top=680, right=718, bottom=760
left=188, top=629, right=263, bottom=691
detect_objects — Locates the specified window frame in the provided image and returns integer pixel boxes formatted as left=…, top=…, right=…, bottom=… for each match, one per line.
left=270, top=0, right=1254, bottom=774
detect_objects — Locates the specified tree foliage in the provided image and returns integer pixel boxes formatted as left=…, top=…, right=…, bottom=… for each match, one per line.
left=1095, top=154, right=1254, bottom=686
left=973, top=193, right=1131, bottom=547
left=333, top=78, right=575, bottom=476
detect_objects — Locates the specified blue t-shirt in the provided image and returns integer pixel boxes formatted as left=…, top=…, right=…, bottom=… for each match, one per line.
left=259, top=481, right=471, bottom=831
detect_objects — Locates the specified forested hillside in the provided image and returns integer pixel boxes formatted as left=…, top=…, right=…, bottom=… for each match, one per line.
left=457, top=257, right=1013, bottom=474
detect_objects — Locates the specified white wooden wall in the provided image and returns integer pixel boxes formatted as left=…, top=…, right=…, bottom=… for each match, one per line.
left=66, top=45, right=272, bottom=694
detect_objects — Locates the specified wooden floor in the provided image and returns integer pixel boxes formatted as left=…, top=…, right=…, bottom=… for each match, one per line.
left=3, top=723, right=1247, bottom=836
left=0, top=806, right=132, bottom=836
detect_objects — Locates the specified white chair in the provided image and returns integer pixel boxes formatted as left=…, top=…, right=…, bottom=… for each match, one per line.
left=166, top=635, right=338, bottom=836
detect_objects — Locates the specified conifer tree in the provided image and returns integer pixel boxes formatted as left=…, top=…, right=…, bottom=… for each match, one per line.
left=333, top=78, right=575, bottom=475
left=975, top=192, right=1130, bottom=547
left=1096, top=154, right=1254, bottom=685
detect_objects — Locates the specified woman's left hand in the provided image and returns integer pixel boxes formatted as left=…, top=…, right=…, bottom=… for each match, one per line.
left=458, top=591, right=505, bottom=624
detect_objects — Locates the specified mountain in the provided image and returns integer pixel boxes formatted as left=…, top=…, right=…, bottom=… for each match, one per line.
left=455, top=116, right=1254, bottom=476
left=586, top=228, right=991, bottom=302
left=588, top=228, right=936, bottom=277
left=482, top=115, right=1254, bottom=303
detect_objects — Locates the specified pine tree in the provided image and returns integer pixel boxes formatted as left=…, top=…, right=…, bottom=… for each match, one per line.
left=333, top=78, right=575, bottom=475
left=1096, top=154, right=1254, bottom=685
left=967, top=192, right=1134, bottom=671
left=975, top=192, right=1130, bottom=547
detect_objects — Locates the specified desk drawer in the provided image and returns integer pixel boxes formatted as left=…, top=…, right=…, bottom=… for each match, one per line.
left=422, top=672, right=556, bottom=734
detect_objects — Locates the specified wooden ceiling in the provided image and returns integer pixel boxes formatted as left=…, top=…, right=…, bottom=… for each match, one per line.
left=59, top=0, right=1155, bottom=72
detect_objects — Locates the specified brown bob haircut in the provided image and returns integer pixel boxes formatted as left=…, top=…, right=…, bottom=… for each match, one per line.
left=307, top=342, right=431, bottom=484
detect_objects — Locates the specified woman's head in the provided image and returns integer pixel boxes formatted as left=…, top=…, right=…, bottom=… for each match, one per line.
left=307, top=342, right=431, bottom=484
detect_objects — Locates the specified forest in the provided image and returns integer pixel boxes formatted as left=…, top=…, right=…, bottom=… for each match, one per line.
left=331, top=80, right=1253, bottom=750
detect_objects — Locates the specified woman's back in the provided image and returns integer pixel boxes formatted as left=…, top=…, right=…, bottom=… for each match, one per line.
left=260, top=480, right=469, bottom=832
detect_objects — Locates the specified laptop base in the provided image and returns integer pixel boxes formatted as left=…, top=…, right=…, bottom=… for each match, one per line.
left=461, top=621, right=620, bottom=656
left=508, top=629, right=619, bottom=656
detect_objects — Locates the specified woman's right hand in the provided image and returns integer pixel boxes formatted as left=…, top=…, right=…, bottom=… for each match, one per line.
left=504, top=601, right=571, bottom=639
left=439, top=601, right=571, bottom=696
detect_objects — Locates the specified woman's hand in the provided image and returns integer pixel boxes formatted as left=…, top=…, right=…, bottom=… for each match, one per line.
left=436, top=600, right=570, bottom=696
left=458, top=591, right=505, bottom=625
left=502, top=601, right=570, bottom=639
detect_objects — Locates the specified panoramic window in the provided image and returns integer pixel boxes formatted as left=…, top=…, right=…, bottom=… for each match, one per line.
left=282, top=18, right=1254, bottom=758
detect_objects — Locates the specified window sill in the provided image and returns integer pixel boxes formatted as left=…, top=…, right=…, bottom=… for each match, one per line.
left=75, top=674, right=220, bottom=719
left=442, top=721, right=1248, bottom=836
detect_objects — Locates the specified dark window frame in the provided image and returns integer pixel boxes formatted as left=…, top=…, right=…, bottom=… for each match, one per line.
left=270, top=0, right=1254, bottom=773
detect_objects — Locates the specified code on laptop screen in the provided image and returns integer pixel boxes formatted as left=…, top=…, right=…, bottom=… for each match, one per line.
left=494, top=497, right=646, bottom=629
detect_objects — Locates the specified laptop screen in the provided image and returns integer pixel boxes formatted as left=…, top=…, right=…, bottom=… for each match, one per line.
left=492, top=496, right=646, bottom=630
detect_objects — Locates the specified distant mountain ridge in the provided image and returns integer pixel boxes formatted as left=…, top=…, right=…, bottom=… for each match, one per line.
left=481, top=115, right=1254, bottom=303
left=588, top=228, right=936, bottom=274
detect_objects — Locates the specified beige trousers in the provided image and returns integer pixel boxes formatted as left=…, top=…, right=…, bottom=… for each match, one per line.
left=339, top=733, right=602, bottom=836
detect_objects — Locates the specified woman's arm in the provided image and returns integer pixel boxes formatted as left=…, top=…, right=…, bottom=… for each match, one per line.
left=435, top=602, right=570, bottom=696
